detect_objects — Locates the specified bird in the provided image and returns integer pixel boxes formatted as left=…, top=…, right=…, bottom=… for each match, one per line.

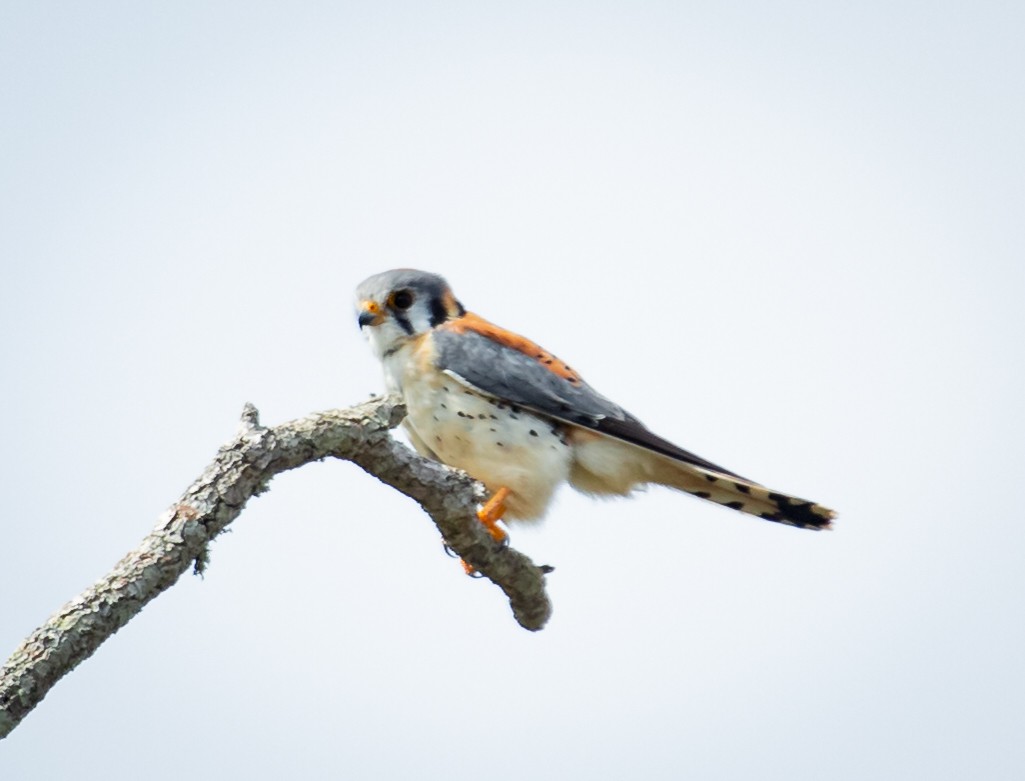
left=355, top=268, right=835, bottom=545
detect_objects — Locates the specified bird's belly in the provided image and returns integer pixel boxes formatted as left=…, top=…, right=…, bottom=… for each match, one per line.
left=401, top=378, right=572, bottom=521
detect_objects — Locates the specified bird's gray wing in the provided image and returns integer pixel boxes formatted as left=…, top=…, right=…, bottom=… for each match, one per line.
left=431, top=327, right=745, bottom=479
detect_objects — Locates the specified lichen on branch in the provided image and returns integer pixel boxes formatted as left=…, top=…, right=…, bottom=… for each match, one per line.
left=0, top=396, right=552, bottom=740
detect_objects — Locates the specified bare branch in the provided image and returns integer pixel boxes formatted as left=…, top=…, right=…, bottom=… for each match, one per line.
left=0, top=396, right=552, bottom=740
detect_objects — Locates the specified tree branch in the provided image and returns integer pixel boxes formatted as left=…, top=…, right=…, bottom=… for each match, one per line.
left=0, top=396, right=552, bottom=740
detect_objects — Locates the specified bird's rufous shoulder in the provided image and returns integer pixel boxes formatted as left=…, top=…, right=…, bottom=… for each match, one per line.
left=437, top=312, right=583, bottom=386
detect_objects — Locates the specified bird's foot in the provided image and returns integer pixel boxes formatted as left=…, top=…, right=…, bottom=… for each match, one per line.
left=477, top=486, right=510, bottom=543
left=441, top=487, right=513, bottom=576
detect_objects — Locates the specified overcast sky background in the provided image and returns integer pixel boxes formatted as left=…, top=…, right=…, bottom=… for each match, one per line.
left=2, top=2, right=1023, bottom=779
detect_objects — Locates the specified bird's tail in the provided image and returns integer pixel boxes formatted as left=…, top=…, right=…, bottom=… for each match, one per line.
left=654, top=458, right=835, bottom=530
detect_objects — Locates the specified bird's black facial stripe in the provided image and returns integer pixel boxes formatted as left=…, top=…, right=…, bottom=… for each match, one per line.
left=429, top=295, right=448, bottom=328
left=394, top=313, right=415, bottom=335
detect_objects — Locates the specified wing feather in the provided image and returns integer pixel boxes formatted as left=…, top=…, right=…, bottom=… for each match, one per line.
left=432, top=326, right=747, bottom=480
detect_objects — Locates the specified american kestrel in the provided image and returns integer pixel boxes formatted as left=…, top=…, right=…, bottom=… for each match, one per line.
left=356, top=269, right=834, bottom=544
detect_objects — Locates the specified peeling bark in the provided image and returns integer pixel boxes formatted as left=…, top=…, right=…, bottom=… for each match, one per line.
left=0, top=396, right=552, bottom=740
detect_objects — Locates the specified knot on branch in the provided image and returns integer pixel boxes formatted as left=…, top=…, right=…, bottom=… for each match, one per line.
left=238, top=402, right=262, bottom=434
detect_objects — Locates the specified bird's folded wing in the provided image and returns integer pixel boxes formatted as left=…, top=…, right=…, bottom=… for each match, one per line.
left=432, top=327, right=747, bottom=480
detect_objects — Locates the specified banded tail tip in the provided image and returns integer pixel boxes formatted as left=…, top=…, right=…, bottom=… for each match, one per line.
left=762, top=494, right=836, bottom=530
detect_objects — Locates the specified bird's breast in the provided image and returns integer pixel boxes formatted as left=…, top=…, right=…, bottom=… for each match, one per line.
left=394, top=344, right=573, bottom=521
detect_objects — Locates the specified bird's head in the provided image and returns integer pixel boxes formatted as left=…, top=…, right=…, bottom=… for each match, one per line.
left=355, top=269, right=466, bottom=359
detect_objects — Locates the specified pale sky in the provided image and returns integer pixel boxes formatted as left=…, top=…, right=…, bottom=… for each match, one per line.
left=2, top=3, right=1024, bottom=779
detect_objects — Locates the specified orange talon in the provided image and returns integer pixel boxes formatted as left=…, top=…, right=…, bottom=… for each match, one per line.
left=477, top=487, right=510, bottom=543
left=457, top=487, right=511, bottom=576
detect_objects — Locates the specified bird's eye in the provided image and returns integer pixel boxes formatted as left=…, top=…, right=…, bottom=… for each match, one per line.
left=390, top=290, right=414, bottom=310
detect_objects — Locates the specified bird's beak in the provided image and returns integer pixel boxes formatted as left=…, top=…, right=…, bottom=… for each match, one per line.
left=358, top=300, right=385, bottom=328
